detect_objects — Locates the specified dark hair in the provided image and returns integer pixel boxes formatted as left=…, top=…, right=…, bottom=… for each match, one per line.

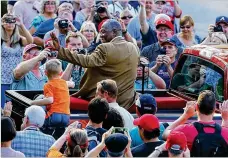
left=99, top=79, right=118, bottom=98
left=140, top=127, right=160, bottom=140
left=1, top=116, right=17, bottom=142
left=197, top=90, right=216, bottom=115
left=88, top=97, right=109, bottom=124
left=103, top=107, right=124, bottom=130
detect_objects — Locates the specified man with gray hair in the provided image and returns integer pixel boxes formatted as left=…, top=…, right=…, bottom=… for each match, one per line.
left=50, top=19, right=139, bottom=109
left=11, top=105, right=55, bottom=157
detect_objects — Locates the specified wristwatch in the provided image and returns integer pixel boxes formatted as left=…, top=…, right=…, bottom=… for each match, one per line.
left=122, top=29, right=127, bottom=35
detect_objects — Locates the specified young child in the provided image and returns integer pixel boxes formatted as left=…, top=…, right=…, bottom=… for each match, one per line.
left=31, top=59, right=70, bottom=130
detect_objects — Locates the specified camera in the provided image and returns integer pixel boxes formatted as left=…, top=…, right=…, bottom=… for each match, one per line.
left=95, top=5, right=106, bottom=13
left=160, top=47, right=166, bottom=55
left=5, top=17, right=16, bottom=24
left=77, top=48, right=87, bottom=55
left=48, top=52, right=57, bottom=57
left=214, top=25, right=223, bottom=32
left=58, top=19, right=69, bottom=29
left=111, top=127, right=128, bottom=134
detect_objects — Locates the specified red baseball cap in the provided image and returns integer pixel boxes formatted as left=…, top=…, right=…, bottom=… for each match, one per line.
left=166, top=131, right=187, bottom=152
left=156, top=19, right=174, bottom=31
left=23, top=44, right=41, bottom=54
left=133, top=114, right=159, bottom=131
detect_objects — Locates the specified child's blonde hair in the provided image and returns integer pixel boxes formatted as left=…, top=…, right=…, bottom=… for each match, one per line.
left=45, top=59, right=62, bottom=78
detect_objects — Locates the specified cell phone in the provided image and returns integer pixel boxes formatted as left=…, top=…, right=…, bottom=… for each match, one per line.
left=160, top=47, right=166, bottom=55
left=111, top=127, right=129, bottom=134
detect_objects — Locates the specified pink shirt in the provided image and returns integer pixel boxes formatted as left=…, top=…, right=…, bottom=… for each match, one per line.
left=173, top=121, right=228, bottom=150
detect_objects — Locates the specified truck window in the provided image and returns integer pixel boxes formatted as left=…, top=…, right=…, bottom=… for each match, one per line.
left=171, top=55, right=224, bottom=101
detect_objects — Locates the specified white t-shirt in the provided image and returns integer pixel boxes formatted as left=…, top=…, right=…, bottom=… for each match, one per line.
left=109, top=102, right=135, bottom=130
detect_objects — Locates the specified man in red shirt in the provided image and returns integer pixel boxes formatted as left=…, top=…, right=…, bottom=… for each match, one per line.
left=163, top=90, right=228, bottom=151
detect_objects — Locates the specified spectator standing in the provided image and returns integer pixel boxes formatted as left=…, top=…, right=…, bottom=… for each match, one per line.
left=151, top=38, right=179, bottom=88
left=49, top=19, right=139, bottom=109
left=140, top=19, right=183, bottom=65
left=208, top=16, right=228, bottom=42
left=163, top=91, right=228, bottom=157
left=1, top=116, right=25, bottom=157
left=131, top=114, right=164, bottom=157
left=29, top=0, right=58, bottom=35
left=33, top=2, right=81, bottom=46
left=30, top=59, right=70, bottom=138
left=130, top=94, right=165, bottom=147
left=47, top=122, right=88, bottom=157
left=11, top=44, right=48, bottom=90
left=11, top=105, right=55, bottom=157
left=171, top=15, right=201, bottom=48
left=13, top=0, right=40, bottom=29
left=85, top=97, right=109, bottom=157
left=96, top=79, right=135, bottom=130
left=1, top=14, right=33, bottom=107
left=127, top=0, right=156, bottom=48
left=61, top=32, right=86, bottom=89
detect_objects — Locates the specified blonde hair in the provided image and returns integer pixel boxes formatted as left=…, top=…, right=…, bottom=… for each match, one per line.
left=120, top=9, right=132, bottom=18
left=65, top=129, right=88, bottom=157
left=45, top=59, right=62, bottom=78
left=180, top=15, right=194, bottom=27
left=80, top=21, right=98, bottom=37
left=40, top=0, right=59, bottom=14
left=1, top=14, right=21, bottom=47
left=97, top=79, right=118, bottom=98
left=66, top=31, right=83, bottom=44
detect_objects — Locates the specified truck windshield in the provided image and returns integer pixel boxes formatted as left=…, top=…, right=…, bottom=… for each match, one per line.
left=170, top=55, right=224, bottom=102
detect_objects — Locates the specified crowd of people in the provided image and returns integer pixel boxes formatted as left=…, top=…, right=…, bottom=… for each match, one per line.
left=1, top=0, right=228, bottom=157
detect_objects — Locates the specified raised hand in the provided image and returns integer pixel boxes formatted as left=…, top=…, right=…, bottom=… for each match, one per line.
left=50, top=32, right=60, bottom=51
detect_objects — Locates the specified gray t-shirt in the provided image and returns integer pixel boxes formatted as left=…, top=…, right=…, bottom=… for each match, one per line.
left=1, top=147, right=25, bottom=157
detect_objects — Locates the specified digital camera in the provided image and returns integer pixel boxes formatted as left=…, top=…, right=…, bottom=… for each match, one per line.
left=111, top=127, right=129, bottom=134
left=77, top=48, right=87, bottom=55
left=214, top=25, right=223, bottom=32
left=5, top=17, right=16, bottom=24
left=96, top=5, right=106, bottom=13
left=160, top=47, right=167, bottom=55
left=58, top=19, right=69, bottom=29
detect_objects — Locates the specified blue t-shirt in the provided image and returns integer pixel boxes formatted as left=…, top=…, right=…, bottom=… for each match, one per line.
left=135, top=79, right=156, bottom=90
left=11, top=69, right=48, bottom=90
left=33, top=18, right=81, bottom=39
left=141, top=26, right=158, bottom=48
left=130, top=124, right=165, bottom=148
left=171, top=34, right=202, bottom=49
left=127, top=14, right=156, bottom=42
left=150, top=61, right=177, bottom=88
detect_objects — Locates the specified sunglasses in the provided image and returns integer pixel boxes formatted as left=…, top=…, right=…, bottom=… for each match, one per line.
left=121, top=15, right=133, bottom=20
left=180, top=25, right=191, bottom=29
left=45, top=1, right=56, bottom=5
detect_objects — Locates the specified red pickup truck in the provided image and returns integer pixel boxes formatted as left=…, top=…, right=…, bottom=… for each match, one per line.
left=6, top=44, right=228, bottom=128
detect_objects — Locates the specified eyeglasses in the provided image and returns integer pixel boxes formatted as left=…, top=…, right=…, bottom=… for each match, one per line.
left=121, top=15, right=133, bottom=20
left=44, top=1, right=56, bottom=5
left=180, top=25, right=191, bottom=29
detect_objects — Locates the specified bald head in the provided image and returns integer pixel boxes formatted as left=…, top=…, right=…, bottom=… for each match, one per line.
left=100, top=19, right=122, bottom=43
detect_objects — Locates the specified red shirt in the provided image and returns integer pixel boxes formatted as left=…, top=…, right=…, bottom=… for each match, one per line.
left=173, top=121, right=228, bottom=150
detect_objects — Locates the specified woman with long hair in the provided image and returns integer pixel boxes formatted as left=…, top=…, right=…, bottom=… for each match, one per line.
left=1, top=13, right=33, bottom=107
left=47, top=122, right=88, bottom=157
left=29, top=0, right=58, bottom=35
left=80, top=21, right=98, bottom=46
left=171, top=15, right=201, bottom=48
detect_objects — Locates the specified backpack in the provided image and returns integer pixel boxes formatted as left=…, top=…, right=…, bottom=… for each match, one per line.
left=85, top=126, right=107, bottom=157
left=191, top=122, right=228, bottom=157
